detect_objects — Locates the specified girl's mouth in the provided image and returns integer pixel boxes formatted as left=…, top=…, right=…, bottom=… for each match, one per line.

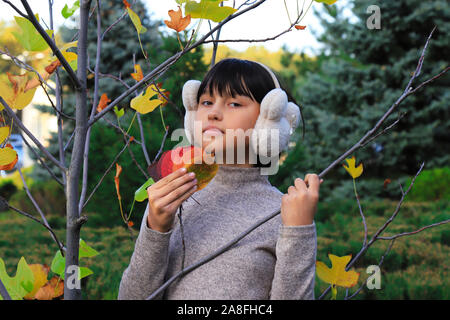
left=203, top=128, right=224, bottom=136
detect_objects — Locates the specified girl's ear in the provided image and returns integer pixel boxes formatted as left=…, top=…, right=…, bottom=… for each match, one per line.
left=182, top=80, right=201, bottom=111
left=182, top=80, right=201, bottom=146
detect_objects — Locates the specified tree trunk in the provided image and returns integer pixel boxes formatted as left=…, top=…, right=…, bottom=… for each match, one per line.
left=64, top=0, right=91, bottom=300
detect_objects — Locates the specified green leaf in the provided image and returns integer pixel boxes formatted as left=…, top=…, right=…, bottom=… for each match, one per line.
left=0, top=257, right=34, bottom=300
left=135, top=177, right=155, bottom=202
left=50, top=239, right=99, bottom=280
left=114, top=106, right=124, bottom=118
left=78, top=267, right=93, bottom=280
left=62, top=0, right=80, bottom=19
left=50, top=250, right=65, bottom=280
left=79, top=238, right=100, bottom=259
left=314, top=0, right=338, bottom=5
left=12, top=14, right=53, bottom=52
left=185, top=0, right=237, bottom=23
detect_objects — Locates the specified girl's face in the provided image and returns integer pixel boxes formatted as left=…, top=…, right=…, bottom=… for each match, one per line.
left=194, top=87, right=260, bottom=166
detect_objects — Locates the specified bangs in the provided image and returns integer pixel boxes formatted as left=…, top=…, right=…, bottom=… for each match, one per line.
left=196, top=58, right=275, bottom=104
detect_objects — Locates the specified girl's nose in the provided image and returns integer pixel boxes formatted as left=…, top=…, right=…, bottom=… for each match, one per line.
left=207, top=103, right=223, bottom=121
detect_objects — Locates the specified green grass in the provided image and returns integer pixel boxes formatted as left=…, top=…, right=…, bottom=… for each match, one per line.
left=0, top=198, right=448, bottom=299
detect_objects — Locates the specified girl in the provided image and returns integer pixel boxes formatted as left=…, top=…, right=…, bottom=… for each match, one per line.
left=118, top=58, right=323, bottom=300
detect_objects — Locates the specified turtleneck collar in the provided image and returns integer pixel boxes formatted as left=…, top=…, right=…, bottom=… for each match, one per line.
left=208, top=165, right=271, bottom=188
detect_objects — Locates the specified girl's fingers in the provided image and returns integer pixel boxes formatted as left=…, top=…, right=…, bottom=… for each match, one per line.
left=304, top=174, right=320, bottom=191
left=170, top=183, right=198, bottom=210
left=294, top=177, right=307, bottom=191
left=153, top=168, right=187, bottom=190
left=155, top=171, right=195, bottom=198
left=158, top=178, right=198, bottom=208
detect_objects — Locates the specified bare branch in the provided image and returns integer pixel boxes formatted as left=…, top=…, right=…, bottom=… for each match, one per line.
left=17, top=167, right=65, bottom=256
left=81, top=136, right=134, bottom=210
left=18, top=131, right=64, bottom=187
left=377, top=220, right=450, bottom=241
left=3, top=197, right=65, bottom=257
left=0, top=277, right=12, bottom=300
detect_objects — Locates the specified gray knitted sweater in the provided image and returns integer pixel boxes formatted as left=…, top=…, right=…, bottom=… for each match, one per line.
left=117, top=165, right=317, bottom=300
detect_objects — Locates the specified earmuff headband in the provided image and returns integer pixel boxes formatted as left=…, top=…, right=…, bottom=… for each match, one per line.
left=254, top=61, right=280, bottom=89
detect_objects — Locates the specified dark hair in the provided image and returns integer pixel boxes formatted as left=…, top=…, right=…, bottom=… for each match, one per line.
left=197, top=58, right=304, bottom=168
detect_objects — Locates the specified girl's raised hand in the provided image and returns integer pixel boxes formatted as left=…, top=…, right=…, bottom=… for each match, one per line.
left=281, top=174, right=323, bottom=226
left=146, top=168, right=198, bottom=233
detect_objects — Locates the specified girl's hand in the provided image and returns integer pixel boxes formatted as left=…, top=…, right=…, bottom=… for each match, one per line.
left=281, top=174, right=323, bottom=226
left=146, top=168, right=198, bottom=233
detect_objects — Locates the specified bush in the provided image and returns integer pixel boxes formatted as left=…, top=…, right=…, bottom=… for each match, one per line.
left=0, top=180, right=18, bottom=204
left=8, top=179, right=66, bottom=216
left=404, top=167, right=450, bottom=201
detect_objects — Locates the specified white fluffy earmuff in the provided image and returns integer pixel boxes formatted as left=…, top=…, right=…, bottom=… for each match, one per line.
left=181, top=62, right=301, bottom=159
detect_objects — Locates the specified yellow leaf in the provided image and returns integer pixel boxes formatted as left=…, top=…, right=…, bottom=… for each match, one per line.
left=316, top=254, right=360, bottom=289
left=0, top=126, right=10, bottom=144
left=130, top=84, right=164, bottom=114
left=342, top=155, right=363, bottom=179
left=23, top=264, right=49, bottom=300
left=0, top=73, right=37, bottom=110
left=131, top=64, right=143, bottom=81
left=126, top=7, right=147, bottom=34
left=0, top=146, right=18, bottom=166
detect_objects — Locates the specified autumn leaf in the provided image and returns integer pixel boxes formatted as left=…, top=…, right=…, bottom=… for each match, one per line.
left=131, top=64, right=143, bottom=81
left=130, top=84, right=164, bottom=114
left=0, top=144, right=18, bottom=171
left=156, top=82, right=170, bottom=106
left=23, top=264, right=50, bottom=300
left=48, top=41, right=78, bottom=73
left=316, top=254, right=360, bottom=299
left=295, top=25, right=306, bottom=30
left=383, top=178, right=391, bottom=189
left=135, top=146, right=218, bottom=202
left=0, top=127, right=18, bottom=167
left=0, top=72, right=38, bottom=110
left=127, top=221, right=134, bottom=227
left=164, top=5, right=191, bottom=32
left=185, top=0, right=237, bottom=23
left=115, top=162, right=122, bottom=201
left=343, top=155, right=363, bottom=179
left=96, top=93, right=111, bottom=113
left=34, top=276, right=64, bottom=300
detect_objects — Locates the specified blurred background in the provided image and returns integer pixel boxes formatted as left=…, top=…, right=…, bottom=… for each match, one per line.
left=0, top=0, right=448, bottom=300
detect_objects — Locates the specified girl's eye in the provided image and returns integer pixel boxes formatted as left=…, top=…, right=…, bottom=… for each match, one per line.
left=230, top=102, right=241, bottom=107
left=201, top=100, right=212, bottom=106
